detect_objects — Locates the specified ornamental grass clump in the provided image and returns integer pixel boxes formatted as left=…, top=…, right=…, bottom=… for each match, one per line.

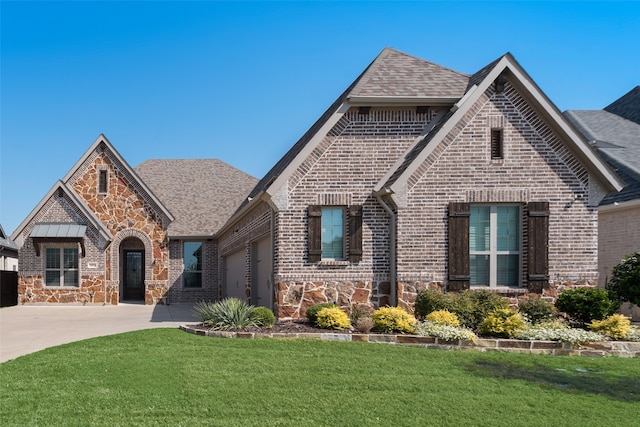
left=372, top=307, right=417, bottom=334
left=315, top=307, right=352, bottom=330
left=478, top=309, right=527, bottom=338
left=193, top=298, right=256, bottom=330
left=515, top=321, right=606, bottom=344
left=425, top=310, right=460, bottom=327
left=589, top=314, right=632, bottom=340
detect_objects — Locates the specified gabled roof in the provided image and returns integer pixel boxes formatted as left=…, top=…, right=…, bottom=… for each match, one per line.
left=63, top=134, right=175, bottom=223
left=11, top=134, right=170, bottom=244
left=225, top=48, right=472, bottom=227
left=11, top=180, right=112, bottom=246
left=375, top=53, right=624, bottom=195
left=604, top=86, right=640, bottom=124
left=349, top=48, right=470, bottom=103
left=135, top=159, right=258, bottom=237
left=0, top=224, right=18, bottom=253
left=565, top=93, right=640, bottom=206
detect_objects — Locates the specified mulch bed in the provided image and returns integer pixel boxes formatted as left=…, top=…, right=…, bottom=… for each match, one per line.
left=189, top=320, right=364, bottom=334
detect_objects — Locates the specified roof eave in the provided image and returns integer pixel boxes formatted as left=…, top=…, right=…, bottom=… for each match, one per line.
left=347, top=96, right=459, bottom=107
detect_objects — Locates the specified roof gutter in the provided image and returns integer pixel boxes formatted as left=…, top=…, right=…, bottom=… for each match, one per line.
left=374, top=188, right=397, bottom=307
left=348, top=95, right=459, bottom=107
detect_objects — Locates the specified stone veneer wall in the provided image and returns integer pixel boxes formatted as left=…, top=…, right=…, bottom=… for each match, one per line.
left=17, top=144, right=170, bottom=305
left=17, top=190, right=110, bottom=304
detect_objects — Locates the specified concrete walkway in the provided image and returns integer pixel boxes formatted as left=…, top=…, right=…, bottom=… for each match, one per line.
left=0, top=303, right=198, bottom=363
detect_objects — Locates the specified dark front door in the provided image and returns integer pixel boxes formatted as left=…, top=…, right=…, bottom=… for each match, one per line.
left=123, top=250, right=144, bottom=301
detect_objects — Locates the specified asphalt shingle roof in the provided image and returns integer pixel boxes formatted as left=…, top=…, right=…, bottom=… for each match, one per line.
left=350, top=48, right=470, bottom=98
left=564, top=108, right=640, bottom=206
left=238, top=48, right=472, bottom=214
left=0, top=224, right=18, bottom=252
left=604, top=86, right=640, bottom=125
left=135, top=159, right=258, bottom=236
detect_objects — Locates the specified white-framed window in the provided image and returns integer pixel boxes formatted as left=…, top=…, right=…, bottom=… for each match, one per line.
left=183, top=241, right=202, bottom=288
left=321, top=207, right=345, bottom=260
left=44, top=245, right=79, bottom=287
left=470, top=205, right=521, bottom=287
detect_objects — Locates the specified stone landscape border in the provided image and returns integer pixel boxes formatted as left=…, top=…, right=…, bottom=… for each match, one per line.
left=180, top=325, right=640, bottom=357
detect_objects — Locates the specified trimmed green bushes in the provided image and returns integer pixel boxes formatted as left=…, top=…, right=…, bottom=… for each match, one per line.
left=555, top=287, right=618, bottom=326
left=415, top=289, right=508, bottom=329
left=607, top=252, right=640, bottom=306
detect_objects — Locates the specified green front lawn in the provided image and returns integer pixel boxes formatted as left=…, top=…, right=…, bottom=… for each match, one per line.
left=1, top=329, right=638, bottom=426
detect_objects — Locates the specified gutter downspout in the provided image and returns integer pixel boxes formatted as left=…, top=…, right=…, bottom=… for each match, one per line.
left=375, top=190, right=397, bottom=307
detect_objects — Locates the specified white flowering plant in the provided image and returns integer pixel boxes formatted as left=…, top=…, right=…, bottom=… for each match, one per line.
left=514, top=321, right=606, bottom=345
left=415, top=320, right=477, bottom=342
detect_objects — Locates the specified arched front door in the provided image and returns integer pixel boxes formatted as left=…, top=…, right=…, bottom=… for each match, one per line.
left=121, top=237, right=145, bottom=301
left=123, top=250, right=144, bottom=300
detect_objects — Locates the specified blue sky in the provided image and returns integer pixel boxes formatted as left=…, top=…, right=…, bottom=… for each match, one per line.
left=1, top=1, right=638, bottom=236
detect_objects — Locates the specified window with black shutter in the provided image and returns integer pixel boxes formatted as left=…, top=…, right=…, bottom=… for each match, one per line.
left=448, top=202, right=470, bottom=291
left=527, top=201, right=549, bottom=292
left=307, top=204, right=363, bottom=263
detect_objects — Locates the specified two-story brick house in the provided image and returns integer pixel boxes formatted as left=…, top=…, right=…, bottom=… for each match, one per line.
left=11, top=48, right=624, bottom=313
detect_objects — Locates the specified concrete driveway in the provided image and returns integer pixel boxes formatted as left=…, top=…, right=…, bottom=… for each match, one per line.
left=0, top=303, right=198, bottom=363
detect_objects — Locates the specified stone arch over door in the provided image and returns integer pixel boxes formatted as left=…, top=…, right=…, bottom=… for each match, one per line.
left=110, top=229, right=154, bottom=295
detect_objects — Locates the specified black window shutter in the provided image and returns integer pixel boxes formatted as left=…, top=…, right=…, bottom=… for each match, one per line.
left=527, top=201, right=549, bottom=292
left=348, top=205, right=363, bottom=262
left=308, top=205, right=322, bottom=262
left=448, top=202, right=470, bottom=291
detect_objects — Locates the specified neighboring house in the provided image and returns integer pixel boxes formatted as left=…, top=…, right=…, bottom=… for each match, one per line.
left=0, top=224, right=19, bottom=271
left=564, top=86, right=640, bottom=308
left=218, top=48, right=623, bottom=318
left=11, top=137, right=257, bottom=304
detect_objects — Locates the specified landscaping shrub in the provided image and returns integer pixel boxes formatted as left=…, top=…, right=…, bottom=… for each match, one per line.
left=451, top=290, right=509, bottom=329
left=372, top=307, right=417, bottom=334
left=478, top=309, right=527, bottom=338
left=315, top=307, right=352, bottom=330
left=354, top=317, right=374, bottom=333
left=607, top=252, right=640, bottom=306
left=589, top=314, right=632, bottom=340
left=306, top=303, right=338, bottom=326
left=416, top=321, right=476, bottom=341
left=518, top=297, right=557, bottom=324
left=555, top=287, right=618, bottom=326
left=515, top=320, right=606, bottom=344
left=349, top=303, right=373, bottom=323
left=414, top=289, right=452, bottom=318
left=193, top=298, right=256, bottom=330
left=425, top=309, right=460, bottom=327
left=251, top=306, right=276, bottom=328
